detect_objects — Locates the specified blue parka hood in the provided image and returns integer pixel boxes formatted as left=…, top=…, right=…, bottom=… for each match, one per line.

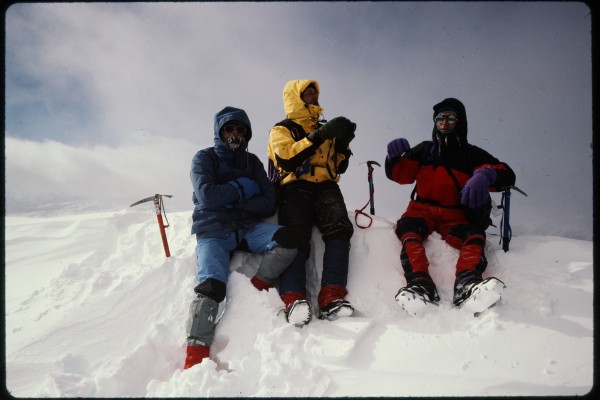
left=190, top=106, right=276, bottom=238
left=214, top=106, right=253, bottom=149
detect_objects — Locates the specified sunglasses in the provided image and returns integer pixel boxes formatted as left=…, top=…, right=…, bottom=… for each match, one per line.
left=434, top=114, right=459, bottom=125
left=223, top=125, right=247, bottom=134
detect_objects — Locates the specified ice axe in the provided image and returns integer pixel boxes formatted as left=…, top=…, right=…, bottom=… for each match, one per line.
left=354, top=161, right=381, bottom=229
left=130, top=194, right=173, bottom=257
left=498, top=185, right=528, bottom=252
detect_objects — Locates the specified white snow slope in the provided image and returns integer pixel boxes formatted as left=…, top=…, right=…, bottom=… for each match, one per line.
left=4, top=210, right=594, bottom=397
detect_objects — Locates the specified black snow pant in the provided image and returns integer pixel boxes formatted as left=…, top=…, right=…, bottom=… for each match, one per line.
left=277, top=180, right=354, bottom=295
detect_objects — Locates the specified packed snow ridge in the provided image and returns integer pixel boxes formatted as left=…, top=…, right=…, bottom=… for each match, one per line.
left=4, top=210, right=594, bottom=397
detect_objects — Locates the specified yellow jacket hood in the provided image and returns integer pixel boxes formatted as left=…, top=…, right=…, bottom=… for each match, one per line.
left=268, top=80, right=352, bottom=186
left=283, top=80, right=324, bottom=124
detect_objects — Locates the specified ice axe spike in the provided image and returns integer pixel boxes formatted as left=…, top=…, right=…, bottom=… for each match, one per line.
left=130, top=194, right=173, bottom=258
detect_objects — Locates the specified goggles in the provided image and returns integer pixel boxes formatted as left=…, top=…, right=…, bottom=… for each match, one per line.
left=434, top=114, right=459, bottom=125
left=223, top=124, right=247, bottom=134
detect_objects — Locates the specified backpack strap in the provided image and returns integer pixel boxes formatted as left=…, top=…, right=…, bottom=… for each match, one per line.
left=269, top=118, right=318, bottom=183
left=324, top=142, right=339, bottom=180
left=275, top=119, right=307, bottom=141
left=277, top=119, right=342, bottom=180
left=268, top=120, right=303, bottom=184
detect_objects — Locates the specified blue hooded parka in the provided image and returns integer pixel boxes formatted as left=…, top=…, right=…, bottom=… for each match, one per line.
left=190, top=106, right=276, bottom=238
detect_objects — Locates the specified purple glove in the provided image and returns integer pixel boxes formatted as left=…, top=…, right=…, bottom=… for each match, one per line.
left=387, top=138, right=410, bottom=159
left=461, top=167, right=497, bottom=208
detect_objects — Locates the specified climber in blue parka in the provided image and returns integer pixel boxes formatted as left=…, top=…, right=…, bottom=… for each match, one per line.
left=184, top=106, right=299, bottom=369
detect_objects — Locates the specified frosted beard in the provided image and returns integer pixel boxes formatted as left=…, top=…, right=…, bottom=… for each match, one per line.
left=225, top=136, right=246, bottom=151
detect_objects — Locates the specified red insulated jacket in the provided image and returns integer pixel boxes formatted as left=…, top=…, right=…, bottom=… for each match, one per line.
left=385, top=98, right=516, bottom=208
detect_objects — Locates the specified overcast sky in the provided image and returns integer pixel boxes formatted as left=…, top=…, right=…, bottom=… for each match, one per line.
left=4, top=2, right=593, bottom=240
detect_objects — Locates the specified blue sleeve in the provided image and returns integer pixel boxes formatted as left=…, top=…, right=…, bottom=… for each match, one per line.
left=238, top=155, right=276, bottom=217
left=190, top=150, right=240, bottom=209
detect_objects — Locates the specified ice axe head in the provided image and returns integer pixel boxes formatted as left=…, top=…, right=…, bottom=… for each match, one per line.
left=357, top=160, right=381, bottom=216
left=361, top=160, right=381, bottom=173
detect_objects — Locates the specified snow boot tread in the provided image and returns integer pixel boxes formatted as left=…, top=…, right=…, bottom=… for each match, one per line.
left=285, top=299, right=312, bottom=326
left=395, top=285, right=440, bottom=316
left=456, top=277, right=506, bottom=315
left=318, top=299, right=354, bottom=320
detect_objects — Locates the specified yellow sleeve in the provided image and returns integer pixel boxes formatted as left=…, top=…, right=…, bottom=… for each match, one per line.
left=267, top=125, right=319, bottom=173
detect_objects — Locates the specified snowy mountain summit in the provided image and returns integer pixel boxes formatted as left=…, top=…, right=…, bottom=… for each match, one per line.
left=5, top=210, right=593, bottom=397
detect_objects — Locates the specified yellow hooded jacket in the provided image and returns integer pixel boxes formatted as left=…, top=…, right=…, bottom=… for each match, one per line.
left=267, top=80, right=350, bottom=185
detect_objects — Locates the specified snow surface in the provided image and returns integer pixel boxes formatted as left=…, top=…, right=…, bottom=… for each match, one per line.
left=4, top=209, right=594, bottom=397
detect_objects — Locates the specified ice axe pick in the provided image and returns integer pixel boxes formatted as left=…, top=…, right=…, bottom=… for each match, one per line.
left=130, top=194, right=173, bottom=257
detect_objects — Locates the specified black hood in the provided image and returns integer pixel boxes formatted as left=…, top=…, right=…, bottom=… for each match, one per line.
left=432, top=98, right=468, bottom=144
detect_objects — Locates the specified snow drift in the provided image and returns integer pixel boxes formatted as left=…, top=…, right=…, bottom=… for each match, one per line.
left=4, top=210, right=594, bottom=397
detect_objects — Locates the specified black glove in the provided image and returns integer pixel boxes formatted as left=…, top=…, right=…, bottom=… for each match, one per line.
left=320, top=117, right=353, bottom=140
left=335, top=119, right=356, bottom=149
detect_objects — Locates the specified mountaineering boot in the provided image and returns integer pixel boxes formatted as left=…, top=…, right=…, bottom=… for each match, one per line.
left=453, top=270, right=506, bottom=314
left=281, top=292, right=312, bottom=326
left=395, top=271, right=440, bottom=316
left=317, top=285, right=354, bottom=320
left=453, top=270, right=483, bottom=306
left=184, top=294, right=218, bottom=369
left=318, top=299, right=354, bottom=320
left=183, top=345, right=210, bottom=369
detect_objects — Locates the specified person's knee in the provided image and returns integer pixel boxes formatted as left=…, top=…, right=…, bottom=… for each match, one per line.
left=269, top=246, right=298, bottom=265
left=194, top=278, right=227, bottom=303
left=395, top=217, right=428, bottom=240
left=321, top=218, right=354, bottom=242
left=449, top=224, right=486, bottom=243
left=256, top=246, right=298, bottom=283
left=272, top=225, right=307, bottom=249
left=273, top=225, right=311, bottom=254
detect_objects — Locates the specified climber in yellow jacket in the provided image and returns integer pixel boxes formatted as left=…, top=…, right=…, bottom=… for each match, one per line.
left=267, top=79, right=357, bottom=325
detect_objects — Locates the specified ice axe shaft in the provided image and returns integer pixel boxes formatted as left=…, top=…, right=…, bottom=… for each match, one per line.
left=130, top=194, right=173, bottom=257
left=500, top=185, right=527, bottom=252
left=153, top=196, right=171, bottom=258
left=363, top=161, right=381, bottom=215
left=501, top=189, right=511, bottom=252
left=355, top=161, right=381, bottom=229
